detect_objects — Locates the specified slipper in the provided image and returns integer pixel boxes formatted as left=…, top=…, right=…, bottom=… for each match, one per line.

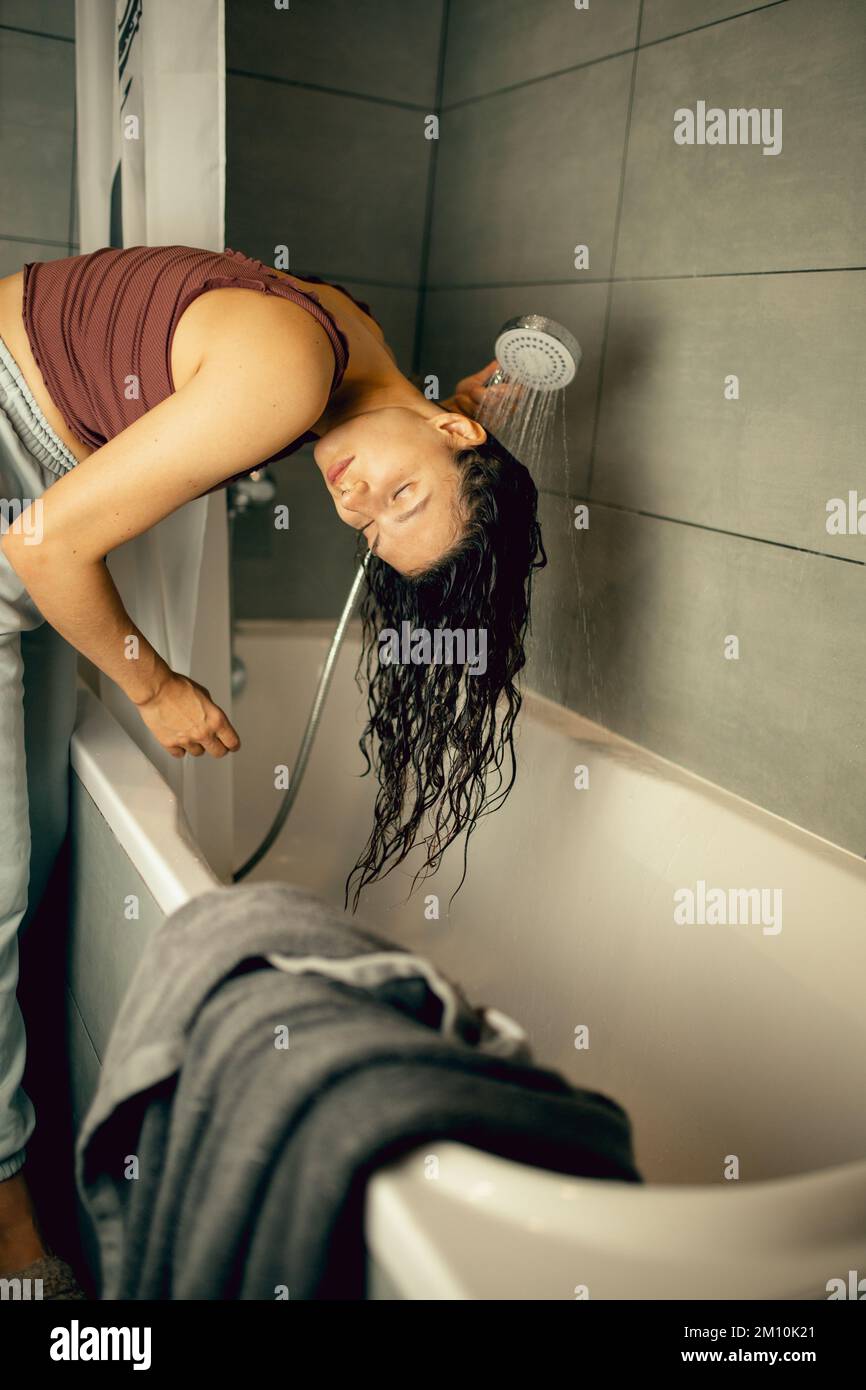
left=2, top=1253, right=88, bottom=1300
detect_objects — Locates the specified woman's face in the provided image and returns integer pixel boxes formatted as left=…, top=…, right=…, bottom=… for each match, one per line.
left=313, top=406, right=485, bottom=575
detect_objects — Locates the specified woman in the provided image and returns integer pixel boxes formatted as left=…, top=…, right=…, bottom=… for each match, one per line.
left=0, top=244, right=545, bottom=1282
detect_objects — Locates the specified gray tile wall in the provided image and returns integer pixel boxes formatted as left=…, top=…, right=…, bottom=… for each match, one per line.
left=3, top=3, right=862, bottom=855
left=419, top=0, right=866, bottom=857
left=0, top=3, right=77, bottom=276
left=226, top=0, right=445, bottom=619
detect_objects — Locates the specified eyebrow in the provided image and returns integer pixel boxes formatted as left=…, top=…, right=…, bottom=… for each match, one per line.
left=371, top=494, right=430, bottom=558
left=396, top=494, right=430, bottom=527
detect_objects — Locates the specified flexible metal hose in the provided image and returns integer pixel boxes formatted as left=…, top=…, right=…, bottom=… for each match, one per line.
left=232, top=551, right=370, bottom=881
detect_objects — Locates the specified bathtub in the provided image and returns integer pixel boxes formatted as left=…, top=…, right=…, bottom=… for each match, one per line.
left=68, top=618, right=866, bottom=1299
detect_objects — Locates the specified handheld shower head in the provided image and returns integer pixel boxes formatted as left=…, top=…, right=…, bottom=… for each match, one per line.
left=489, top=314, right=581, bottom=392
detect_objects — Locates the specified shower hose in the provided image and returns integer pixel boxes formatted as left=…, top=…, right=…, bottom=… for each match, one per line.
left=232, top=551, right=371, bottom=881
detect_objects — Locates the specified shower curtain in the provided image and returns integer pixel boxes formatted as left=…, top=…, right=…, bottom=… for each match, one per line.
left=74, top=0, right=233, bottom=876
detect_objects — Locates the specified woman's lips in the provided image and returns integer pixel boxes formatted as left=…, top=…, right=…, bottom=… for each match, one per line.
left=327, top=456, right=353, bottom=485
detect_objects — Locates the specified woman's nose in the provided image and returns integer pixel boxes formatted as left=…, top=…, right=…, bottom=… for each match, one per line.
left=341, top=478, right=370, bottom=509
left=339, top=480, right=374, bottom=526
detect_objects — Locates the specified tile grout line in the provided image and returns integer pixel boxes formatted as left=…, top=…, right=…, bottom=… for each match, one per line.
left=1, top=240, right=859, bottom=288
left=586, top=0, right=644, bottom=497
left=0, top=229, right=428, bottom=294
left=541, top=491, right=866, bottom=568
left=410, top=0, right=451, bottom=378
left=562, top=0, right=643, bottom=709
left=226, top=66, right=430, bottom=112
left=440, top=0, right=791, bottom=112
left=0, top=233, right=75, bottom=250
left=0, top=22, right=74, bottom=43
left=67, top=92, right=77, bottom=257
left=423, top=266, right=866, bottom=290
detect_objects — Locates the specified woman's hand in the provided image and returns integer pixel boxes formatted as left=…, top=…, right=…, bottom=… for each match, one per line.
left=134, top=672, right=241, bottom=759
left=442, top=360, right=501, bottom=418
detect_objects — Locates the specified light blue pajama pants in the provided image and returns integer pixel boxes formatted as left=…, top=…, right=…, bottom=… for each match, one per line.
left=0, top=334, right=79, bottom=1182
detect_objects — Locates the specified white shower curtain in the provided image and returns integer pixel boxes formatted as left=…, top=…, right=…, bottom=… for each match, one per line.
left=74, top=0, right=234, bottom=877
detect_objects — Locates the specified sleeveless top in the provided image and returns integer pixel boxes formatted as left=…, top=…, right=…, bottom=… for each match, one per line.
left=21, top=244, right=379, bottom=487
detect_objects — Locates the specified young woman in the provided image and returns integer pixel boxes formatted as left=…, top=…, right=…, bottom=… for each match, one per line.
left=0, top=244, right=545, bottom=1282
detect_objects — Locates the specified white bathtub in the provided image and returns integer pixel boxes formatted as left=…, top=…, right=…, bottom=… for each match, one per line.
left=68, top=618, right=866, bottom=1299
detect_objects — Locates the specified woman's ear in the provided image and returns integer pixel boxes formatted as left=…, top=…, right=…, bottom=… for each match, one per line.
left=428, top=411, right=487, bottom=449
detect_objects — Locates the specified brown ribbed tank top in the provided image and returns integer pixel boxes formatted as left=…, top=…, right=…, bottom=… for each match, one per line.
left=21, top=244, right=378, bottom=481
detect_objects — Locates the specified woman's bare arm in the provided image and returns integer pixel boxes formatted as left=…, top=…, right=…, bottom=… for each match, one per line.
left=1, top=292, right=333, bottom=757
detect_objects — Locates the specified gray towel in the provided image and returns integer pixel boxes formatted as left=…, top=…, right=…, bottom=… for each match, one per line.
left=76, top=882, right=640, bottom=1300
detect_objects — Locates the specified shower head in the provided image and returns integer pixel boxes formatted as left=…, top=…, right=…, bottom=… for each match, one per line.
left=492, top=314, right=581, bottom=392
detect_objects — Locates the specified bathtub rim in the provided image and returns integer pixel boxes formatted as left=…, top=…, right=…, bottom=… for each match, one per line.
left=70, top=683, right=222, bottom=916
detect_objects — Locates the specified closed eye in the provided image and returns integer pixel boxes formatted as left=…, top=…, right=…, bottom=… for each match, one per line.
left=361, top=484, right=423, bottom=557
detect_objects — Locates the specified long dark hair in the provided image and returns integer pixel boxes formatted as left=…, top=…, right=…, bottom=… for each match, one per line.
left=345, top=432, right=547, bottom=911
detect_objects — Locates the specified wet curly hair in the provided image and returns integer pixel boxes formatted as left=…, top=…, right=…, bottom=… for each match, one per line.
left=345, top=431, right=547, bottom=911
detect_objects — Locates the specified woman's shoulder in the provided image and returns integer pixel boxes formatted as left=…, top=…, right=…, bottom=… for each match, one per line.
left=171, top=277, right=338, bottom=400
